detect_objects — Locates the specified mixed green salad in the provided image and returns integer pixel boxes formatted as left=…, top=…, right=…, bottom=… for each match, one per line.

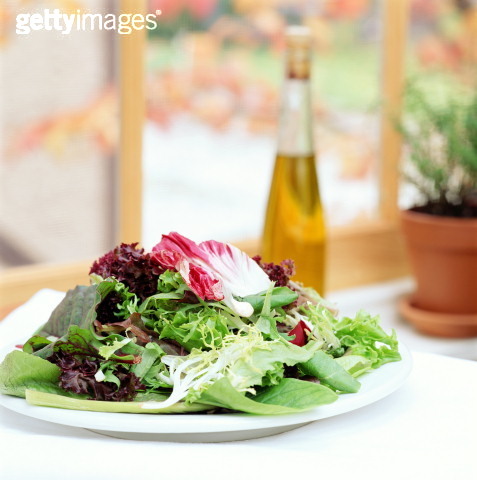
left=0, top=233, right=401, bottom=415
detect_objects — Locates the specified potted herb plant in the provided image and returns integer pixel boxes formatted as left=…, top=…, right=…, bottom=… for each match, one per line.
left=397, top=83, right=477, bottom=337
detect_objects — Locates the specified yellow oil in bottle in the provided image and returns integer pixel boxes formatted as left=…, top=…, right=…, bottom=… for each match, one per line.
left=262, top=153, right=325, bottom=293
left=262, top=25, right=326, bottom=294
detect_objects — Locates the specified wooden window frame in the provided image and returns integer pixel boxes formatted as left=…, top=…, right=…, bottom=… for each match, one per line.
left=0, top=0, right=145, bottom=312
left=0, top=0, right=410, bottom=314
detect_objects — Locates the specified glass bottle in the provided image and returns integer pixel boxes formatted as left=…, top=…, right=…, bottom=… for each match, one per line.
left=262, top=25, right=326, bottom=294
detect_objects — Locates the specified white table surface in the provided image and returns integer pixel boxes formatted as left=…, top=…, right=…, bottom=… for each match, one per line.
left=1, top=286, right=476, bottom=480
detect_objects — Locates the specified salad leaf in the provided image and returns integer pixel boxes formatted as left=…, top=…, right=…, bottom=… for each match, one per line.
left=0, top=351, right=62, bottom=398
left=298, top=350, right=361, bottom=393
left=251, top=283, right=284, bottom=341
left=45, top=326, right=147, bottom=401
left=156, top=270, right=189, bottom=295
left=296, top=303, right=341, bottom=350
left=89, top=242, right=164, bottom=301
left=335, top=310, right=401, bottom=370
left=22, top=335, right=52, bottom=354
left=53, top=353, right=143, bottom=402
left=26, top=389, right=213, bottom=414
left=287, top=321, right=310, bottom=346
left=140, top=327, right=314, bottom=410
left=197, top=377, right=337, bottom=414
left=197, top=378, right=301, bottom=414
left=98, top=337, right=132, bottom=360
left=158, top=305, right=230, bottom=351
left=225, top=339, right=312, bottom=392
left=241, top=287, right=298, bottom=313
left=252, top=256, right=296, bottom=287
left=131, top=342, right=164, bottom=380
left=96, top=312, right=151, bottom=346
left=152, top=233, right=272, bottom=317
left=35, top=281, right=116, bottom=338
left=53, top=325, right=141, bottom=364
left=253, top=378, right=338, bottom=409
left=334, top=355, right=373, bottom=378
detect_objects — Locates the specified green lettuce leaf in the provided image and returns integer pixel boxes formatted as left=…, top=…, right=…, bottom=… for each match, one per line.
left=35, top=281, right=116, bottom=338
left=131, top=342, right=164, bottom=380
left=198, top=377, right=337, bottom=414
left=156, top=270, right=188, bottom=295
left=54, top=325, right=142, bottom=364
left=242, top=287, right=298, bottom=312
left=98, top=337, right=132, bottom=360
left=25, top=389, right=212, bottom=414
left=158, top=306, right=230, bottom=351
left=253, top=378, right=338, bottom=409
left=298, top=350, right=361, bottom=393
left=226, top=340, right=313, bottom=392
left=334, top=354, right=373, bottom=378
left=0, top=351, right=62, bottom=398
left=22, top=335, right=52, bottom=354
left=335, top=310, right=401, bottom=370
left=298, top=303, right=341, bottom=350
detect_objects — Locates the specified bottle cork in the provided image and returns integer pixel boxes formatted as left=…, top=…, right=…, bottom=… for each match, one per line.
left=285, top=25, right=312, bottom=79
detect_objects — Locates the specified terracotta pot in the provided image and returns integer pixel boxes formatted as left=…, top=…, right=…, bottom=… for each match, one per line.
left=400, top=209, right=477, bottom=337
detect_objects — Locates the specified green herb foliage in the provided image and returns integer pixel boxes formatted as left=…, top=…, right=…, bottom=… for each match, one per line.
left=398, top=82, right=477, bottom=215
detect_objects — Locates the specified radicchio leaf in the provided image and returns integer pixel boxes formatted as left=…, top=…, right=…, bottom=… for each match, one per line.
left=152, top=232, right=272, bottom=317
left=288, top=321, right=311, bottom=347
left=153, top=249, right=223, bottom=301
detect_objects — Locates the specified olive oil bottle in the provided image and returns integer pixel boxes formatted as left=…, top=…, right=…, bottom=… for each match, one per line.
left=262, top=26, right=326, bottom=293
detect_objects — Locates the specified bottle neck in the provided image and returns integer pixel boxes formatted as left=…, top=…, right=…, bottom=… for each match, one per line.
left=277, top=76, right=314, bottom=157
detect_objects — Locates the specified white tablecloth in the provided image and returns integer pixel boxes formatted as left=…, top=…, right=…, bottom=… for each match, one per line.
left=1, top=290, right=476, bottom=480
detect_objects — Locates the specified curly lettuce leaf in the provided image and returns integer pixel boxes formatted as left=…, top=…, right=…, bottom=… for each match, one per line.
left=298, top=303, right=341, bottom=350
left=334, top=310, right=401, bottom=372
left=156, top=270, right=189, bottom=295
left=225, top=339, right=312, bottom=393
left=158, top=306, right=230, bottom=351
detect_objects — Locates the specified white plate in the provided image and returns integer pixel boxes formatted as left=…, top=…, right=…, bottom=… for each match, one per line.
left=0, top=343, right=412, bottom=442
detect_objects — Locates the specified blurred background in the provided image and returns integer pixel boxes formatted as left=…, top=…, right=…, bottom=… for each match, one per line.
left=0, top=0, right=118, bottom=269
left=1, top=0, right=476, bottom=268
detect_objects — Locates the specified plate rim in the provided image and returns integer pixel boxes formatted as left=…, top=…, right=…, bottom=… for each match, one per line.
left=0, top=342, right=412, bottom=435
